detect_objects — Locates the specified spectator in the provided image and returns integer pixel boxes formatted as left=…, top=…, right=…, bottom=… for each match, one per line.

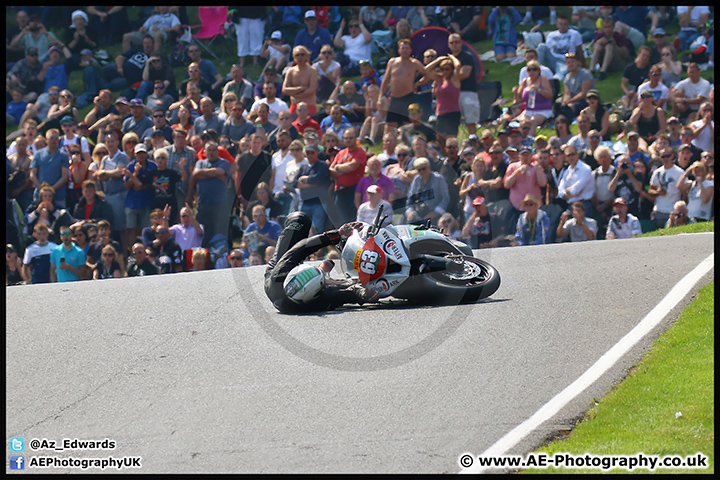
left=292, top=102, right=323, bottom=139
left=517, top=49, right=554, bottom=88
left=260, top=31, right=290, bottom=78
left=250, top=83, right=289, bottom=127
left=290, top=143, right=331, bottom=233
left=38, top=45, right=71, bottom=96
left=358, top=59, right=381, bottom=92
left=624, top=130, right=652, bottom=167
left=13, top=88, right=58, bottom=139
left=648, top=27, right=670, bottom=65
left=579, top=90, right=611, bottom=141
left=228, top=248, right=245, bottom=268
left=676, top=6, right=711, bottom=52
left=556, top=201, right=598, bottom=242
left=359, top=6, right=386, bottom=33
left=439, top=140, right=472, bottom=219
left=671, top=65, right=713, bottom=124
left=312, top=45, right=341, bottom=104
left=447, top=33, right=480, bottom=137
left=548, top=115, right=573, bottom=149
left=246, top=182, right=283, bottom=225
left=123, top=143, right=157, bottom=248
left=459, top=154, right=488, bottom=222
left=22, top=223, right=57, bottom=284
left=329, top=127, right=367, bottom=226
left=190, top=247, right=211, bottom=271
left=421, top=54, right=462, bottom=153
left=460, top=195, right=502, bottom=249
left=333, top=80, right=365, bottom=124
left=571, top=6, right=601, bottom=42
left=636, top=65, right=669, bottom=110
left=229, top=7, right=267, bottom=68
left=148, top=224, right=183, bottom=273
left=487, top=7, right=523, bottom=62
left=605, top=197, right=642, bottom=239
left=139, top=56, right=176, bottom=103
left=612, top=6, right=658, bottom=51
left=656, top=46, right=682, bottom=89
left=676, top=161, right=714, bottom=223
left=221, top=101, right=255, bottom=142
left=689, top=102, right=714, bottom=161
left=184, top=44, right=225, bottom=101
left=515, top=60, right=554, bottom=137
left=664, top=200, right=693, bottom=228
left=282, top=45, right=319, bottom=116
left=445, top=6, right=486, bottom=43
left=355, top=156, right=396, bottom=208
left=95, top=129, right=129, bottom=248
left=49, top=224, right=87, bottom=282
left=384, top=144, right=418, bottom=221
left=252, top=66, right=284, bottom=103
left=557, top=144, right=595, bottom=216
left=357, top=185, right=393, bottom=227
left=405, top=157, right=450, bottom=226
left=29, top=128, right=70, bottom=207
left=333, top=18, right=373, bottom=76
left=648, top=145, right=685, bottom=229
left=121, top=98, right=152, bottom=137
left=144, top=80, right=175, bottom=115
left=590, top=146, right=618, bottom=236
left=179, top=62, right=215, bottom=102
left=512, top=193, right=552, bottom=246
left=6, top=9, right=32, bottom=63
left=7, top=135, right=35, bottom=213
left=536, top=14, right=584, bottom=75
left=294, top=10, right=333, bottom=62
left=578, top=128, right=602, bottom=170
left=148, top=147, right=185, bottom=224
left=222, top=65, right=254, bottom=110
left=9, top=14, right=63, bottom=64
left=244, top=204, right=283, bottom=250
left=360, top=92, right=388, bottom=147
left=40, top=89, right=80, bottom=135
left=6, top=243, right=27, bottom=286
left=7, top=47, right=44, bottom=100
left=192, top=97, right=223, bottom=138
left=567, top=114, right=594, bottom=153
left=321, top=104, right=352, bottom=138
left=63, top=142, right=89, bottom=214
left=185, top=141, right=230, bottom=249
left=101, top=34, right=155, bottom=98
left=121, top=6, right=181, bottom=55
left=558, top=52, right=594, bottom=122
left=619, top=46, right=653, bottom=111
left=591, top=17, right=632, bottom=81
left=504, top=144, right=548, bottom=226
left=72, top=179, right=114, bottom=225
left=126, top=242, right=158, bottom=276
left=628, top=90, right=667, bottom=146
left=24, top=182, right=74, bottom=244
left=83, top=90, right=119, bottom=131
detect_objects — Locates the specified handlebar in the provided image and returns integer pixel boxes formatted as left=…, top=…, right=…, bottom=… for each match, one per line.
left=366, top=203, right=388, bottom=238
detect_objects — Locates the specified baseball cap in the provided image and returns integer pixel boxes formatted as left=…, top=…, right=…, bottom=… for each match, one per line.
left=506, top=145, right=518, bottom=152
left=461, top=147, right=475, bottom=156
left=408, top=103, right=421, bottom=113
left=304, top=144, right=319, bottom=152
left=472, top=196, right=486, bottom=207
left=115, top=96, right=129, bottom=105
left=129, top=98, right=144, bottom=107
left=667, top=116, right=681, bottom=124
left=626, top=130, right=639, bottom=138
left=304, top=10, right=316, bottom=19
left=6, top=243, right=17, bottom=253
left=613, top=197, right=627, bottom=205
left=80, top=48, right=93, bottom=56
left=535, top=134, right=548, bottom=143
left=271, top=30, right=282, bottom=40
left=366, top=185, right=382, bottom=194
left=60, top=115, right=75, bottom=125
left=134, top=143, right=147, bottom=153
left=586, top=89, right=600, bottom=99
left=508, top=127, right=521, bottom=136
left=468, top=134, right=479, bottom=142
left=48, top=45, right=62, bottom=56
left=640, top=90, right=654, bottom=98
left=265, top=64, right=276, bottom=74
left=358, top=59, right=371, bottom=67
left=27, top=47, right=39, bottom=56
left=519, top=146, right=533, bottom=154
left=303, top=130, right=319, bottom=139
left=653, top=28, right=666, bottom=36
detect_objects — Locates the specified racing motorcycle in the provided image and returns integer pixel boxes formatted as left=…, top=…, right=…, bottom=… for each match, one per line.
left=340, top=205, right=500, bottom=304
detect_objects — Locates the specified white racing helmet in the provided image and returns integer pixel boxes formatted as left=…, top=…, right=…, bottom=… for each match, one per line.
left=283, top=264, right=326, bottom=304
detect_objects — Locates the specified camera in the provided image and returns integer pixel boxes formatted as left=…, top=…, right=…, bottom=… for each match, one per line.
left=621, top=163, right=630, bottom=170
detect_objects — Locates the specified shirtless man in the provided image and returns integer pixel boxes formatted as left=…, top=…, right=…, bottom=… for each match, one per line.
left=379, top=39, right=428, bottom=135
left=282, top=45, right=319, bottom=116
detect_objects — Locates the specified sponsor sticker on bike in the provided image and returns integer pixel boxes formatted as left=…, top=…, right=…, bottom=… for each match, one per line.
left=353, top=237, right=387, bottom=285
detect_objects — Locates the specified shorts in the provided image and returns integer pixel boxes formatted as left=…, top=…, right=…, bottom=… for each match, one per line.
left=493, top=43, right=516, bottom=56
left=436, top=111, right=462, bottom=136
left=521, top=108, right=554, bottom=122
left=125, top=207, right=151, bottom=230
left=459, top=91, right=480, bottom=125
left=289, top=102, right=317, bottom=115
left=386, top=92, right=417, bottom=125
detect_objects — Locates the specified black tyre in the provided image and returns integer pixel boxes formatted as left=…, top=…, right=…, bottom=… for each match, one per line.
left=424, top=255, right=501, bottom=303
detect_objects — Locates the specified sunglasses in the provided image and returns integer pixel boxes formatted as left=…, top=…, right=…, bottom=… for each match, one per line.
left=527, top=67, right=539, bottom=72
left=102, top=253, right=114, bottom=257
left=60, top=231, right=73, bottom=236
left=661, top=154, right=673, bottom=158
left=230, top=256, right=242, bottom=261
left=417, top=167, right=428, bottom=171
left=523, top=202, right=537, bottom=207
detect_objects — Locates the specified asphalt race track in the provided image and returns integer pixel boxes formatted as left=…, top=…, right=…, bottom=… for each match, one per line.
left=6, top=232, right=714, bottom=473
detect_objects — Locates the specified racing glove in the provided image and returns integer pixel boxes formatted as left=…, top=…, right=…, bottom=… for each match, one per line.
left=324, top=222, right=364, bottom=243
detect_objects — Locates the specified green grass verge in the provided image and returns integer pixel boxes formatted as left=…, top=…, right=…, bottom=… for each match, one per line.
left=640, top=221, right=715, bottom=237
left=522, top=239, right=714, bottom=474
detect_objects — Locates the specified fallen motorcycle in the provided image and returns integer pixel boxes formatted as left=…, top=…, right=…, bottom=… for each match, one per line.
left=340, top=205, right=501, bottom=304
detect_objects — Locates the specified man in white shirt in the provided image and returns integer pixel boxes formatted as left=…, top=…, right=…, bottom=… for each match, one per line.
left=250, top=82, right=289, bottom=126
left=123, top=6, right=182, bottom=55
left=268, top=131, right=294, bottom=215
left=536, top=14, right=584, bottom=75
left=670, top=62, right=712, bottom=122
left=648, top=146, right=685, bottom=229
left=333, top=18, right=372, bottom=75
left=557, top=143, right=595, bottom=215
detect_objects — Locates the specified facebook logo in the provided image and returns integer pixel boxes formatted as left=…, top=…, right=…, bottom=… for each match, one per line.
left=10, top=455, right=25, bottom=470
left=9, top=437, right=25, bottom=452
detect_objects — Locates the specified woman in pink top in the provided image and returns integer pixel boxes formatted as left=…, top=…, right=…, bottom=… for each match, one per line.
left=515, top=60, right=554, bottom=137
left=423, top=55, right=462, bottom=154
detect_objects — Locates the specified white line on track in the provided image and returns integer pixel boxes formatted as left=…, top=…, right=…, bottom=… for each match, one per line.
left=461, top=252, right=714, bottom=474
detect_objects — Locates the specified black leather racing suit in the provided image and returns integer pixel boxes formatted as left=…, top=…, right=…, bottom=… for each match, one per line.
left=264, top=212, right=367, bottom=313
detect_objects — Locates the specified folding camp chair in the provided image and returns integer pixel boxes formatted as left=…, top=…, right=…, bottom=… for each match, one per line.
left=189, top=6, right=229, bottom=60
left=476, top=81, right=504, bottom=131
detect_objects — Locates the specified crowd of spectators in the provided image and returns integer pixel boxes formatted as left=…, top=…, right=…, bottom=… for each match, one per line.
left=6, top=6, right=714, bottom=286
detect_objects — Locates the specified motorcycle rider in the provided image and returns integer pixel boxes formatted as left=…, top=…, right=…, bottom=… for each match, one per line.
left=264, top=211, right=380, bottom=313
